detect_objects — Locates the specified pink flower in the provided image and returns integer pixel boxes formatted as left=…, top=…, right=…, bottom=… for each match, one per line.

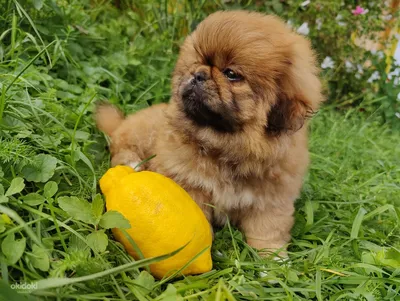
left=352, top=6, right=368, bottom=15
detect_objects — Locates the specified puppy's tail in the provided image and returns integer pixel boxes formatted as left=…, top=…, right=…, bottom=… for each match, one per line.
left=95, top=102, right=124, bottom=136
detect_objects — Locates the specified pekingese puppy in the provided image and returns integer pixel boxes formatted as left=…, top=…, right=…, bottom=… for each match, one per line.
left=96, top=10, right=323, bottom=256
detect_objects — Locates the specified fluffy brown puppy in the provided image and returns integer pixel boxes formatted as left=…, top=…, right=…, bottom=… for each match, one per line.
left=96, top=10, right=323, bottom=256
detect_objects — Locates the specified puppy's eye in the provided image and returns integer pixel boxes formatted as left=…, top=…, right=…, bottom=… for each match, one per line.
left=223, top=69, right=243, bottom=82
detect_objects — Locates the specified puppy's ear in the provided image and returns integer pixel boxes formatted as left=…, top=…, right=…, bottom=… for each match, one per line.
left=266, top=36, right=323, bottom=136
left=266, top=94, right=314, bottom=135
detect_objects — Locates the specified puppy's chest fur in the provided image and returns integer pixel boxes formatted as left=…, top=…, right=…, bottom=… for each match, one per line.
left=153, top=143, right=278, bottom=214
left=187, top=160, right=262, bottom=210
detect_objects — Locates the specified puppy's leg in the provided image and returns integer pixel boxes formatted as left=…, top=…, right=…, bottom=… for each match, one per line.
left=104, top=104, right=168, bottom=171
left=240, top=205, right=294, bottom=258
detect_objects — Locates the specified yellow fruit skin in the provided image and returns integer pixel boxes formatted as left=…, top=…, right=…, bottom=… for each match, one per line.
left=99, top=166, right=212, bottom=279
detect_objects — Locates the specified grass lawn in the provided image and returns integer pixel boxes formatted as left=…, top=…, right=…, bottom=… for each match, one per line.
left=0, top=1, right=399, bottom=300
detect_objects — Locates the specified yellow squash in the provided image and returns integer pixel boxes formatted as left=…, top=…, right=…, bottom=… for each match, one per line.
left=99, top=165, right=212, bottom=279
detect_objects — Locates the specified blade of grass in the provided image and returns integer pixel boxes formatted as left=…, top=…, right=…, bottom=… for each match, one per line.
left=316, top=268, right=322, bottom=301
left=120, top=229, right=150, bottom=272
left=134, top=154, right=156, bottom=170
left=34, top=246, right=186, bottom=290
left=4, top=40, right=56, bottom=94
left=363, top=204, right=397, bottom=221
left=226, top=218, right=240, bottom=261
left=0, top=85, right=6, bottom=123
left=304, top=199, right=314, bottom=231
left=215, top=278, right=223, bottom=301
left=221, top=281, right=236, bottom=301
left=71, top=93, right=96, bottom=159
left=351, top=207, right=367, bottom=239
left=13, top=0, right=52, bottom=66
left=47, top=202, right=68, bottom=253
left=0, top=204, right=44, bottom=249
left=10, top=12, right=17, bottom=59
left=1, top=259, right=8, bottom=284
left=155, top=244, right=210, bottom=287
left=0, top=217, right=46, bottom=239
left=134, top=81, right=160, bottom=104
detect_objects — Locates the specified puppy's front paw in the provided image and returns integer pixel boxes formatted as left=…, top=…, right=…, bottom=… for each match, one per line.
left=127, top=161, right=142, bottom=171
left=246, top=238, right=288, bottom=259
left=111, top=151, right=142, bottom=170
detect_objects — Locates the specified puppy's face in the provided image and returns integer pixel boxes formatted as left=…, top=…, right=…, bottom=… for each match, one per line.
left=171, top=11, right=323, bottom=135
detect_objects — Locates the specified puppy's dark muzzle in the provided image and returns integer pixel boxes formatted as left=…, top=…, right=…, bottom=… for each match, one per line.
left=180, top=74, right=240, bottom=133
left=182, top=75, right=207, bottom=102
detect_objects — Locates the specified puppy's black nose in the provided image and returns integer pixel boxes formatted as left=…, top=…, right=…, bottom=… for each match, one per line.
left=194, top=71, right=207, bottom=82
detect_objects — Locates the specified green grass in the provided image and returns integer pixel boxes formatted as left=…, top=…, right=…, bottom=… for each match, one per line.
left=0, top=1, right=399, bottom=300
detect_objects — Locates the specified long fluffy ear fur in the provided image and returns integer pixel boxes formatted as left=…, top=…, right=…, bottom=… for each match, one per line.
left=95, top=102, right=124, bottom=136
left=267, top=94, right=315, bottom=135
left=266, top=35, right=323, bottom=135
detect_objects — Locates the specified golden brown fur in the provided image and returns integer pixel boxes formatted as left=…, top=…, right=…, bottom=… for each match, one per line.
left=96, top=11, right=323, bottom=255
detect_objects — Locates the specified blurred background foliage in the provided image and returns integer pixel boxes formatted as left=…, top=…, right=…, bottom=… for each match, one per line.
left=1, top=0, right=399, bottom=120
